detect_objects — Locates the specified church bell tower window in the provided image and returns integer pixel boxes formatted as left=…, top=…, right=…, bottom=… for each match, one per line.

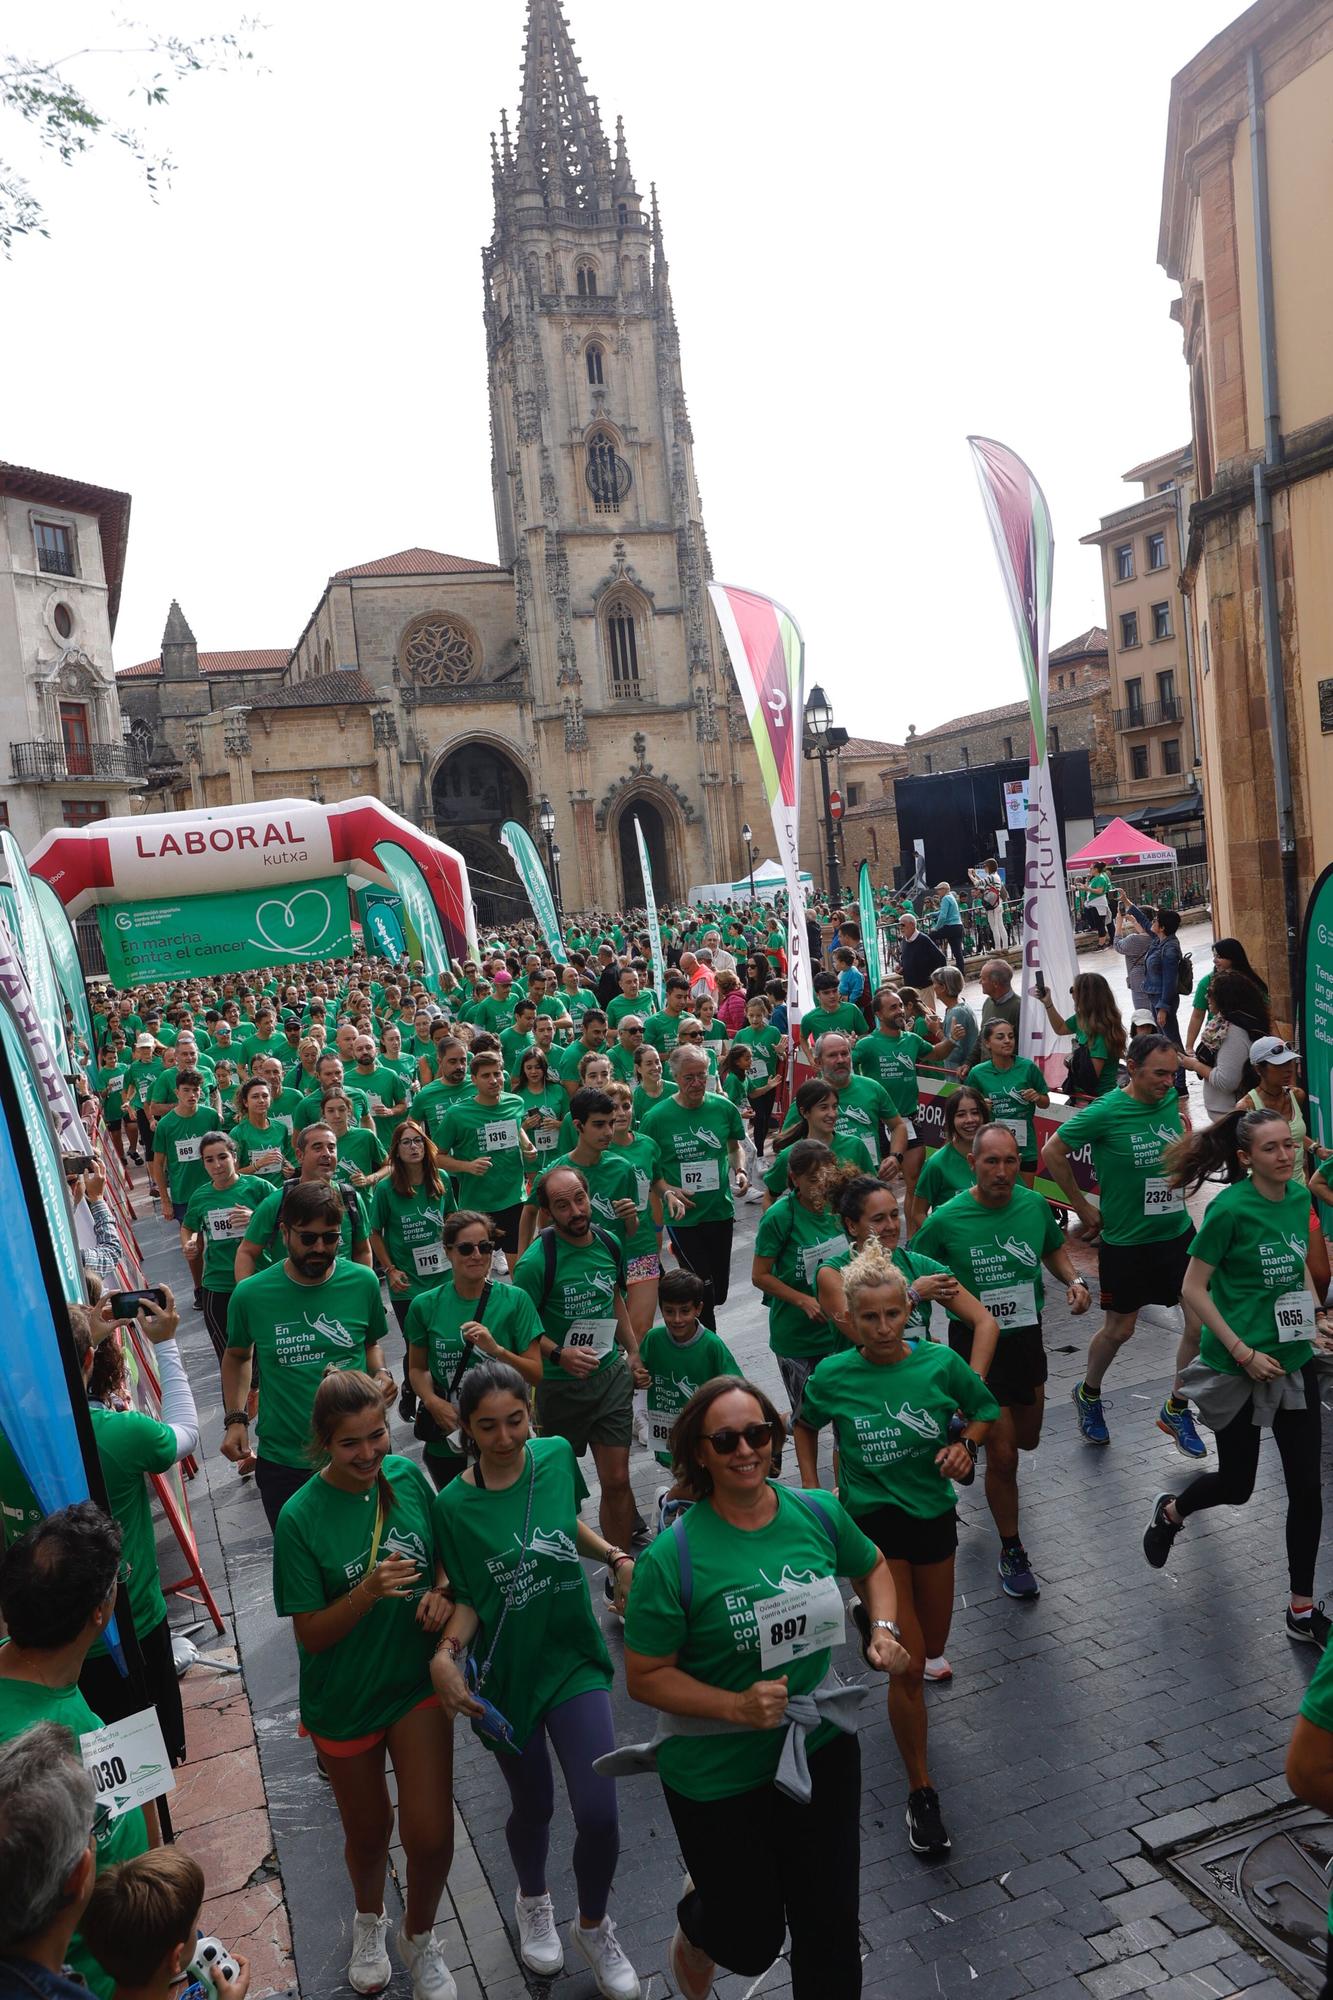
left=586, top=430, right=629, bottom=514
left=605, top=601, right=642, bottom=699
left=586, top=343, right=604, bottom=386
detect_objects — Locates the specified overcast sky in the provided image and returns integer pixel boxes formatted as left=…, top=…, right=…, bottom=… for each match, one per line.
left=6, top=0, right=1241, bottom=744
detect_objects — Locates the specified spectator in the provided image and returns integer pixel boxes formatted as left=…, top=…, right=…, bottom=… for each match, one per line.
left=978, top=960, right=1020, bottom=1036
left=0, top=1722, right=98, bottom=2000
left=65, top=1154, right=125, bottom=1282
left=82, top=1848, right=250, bottom=2000
left=1183, top=972, right=1272, bottom=1123
left=1113, top=904, right=1154, bottom=1015
left=896, top=912, right=946, bottom=990
left=930, top=883, right=967, bottom=975
left=1143, top=908, right=1185, bottom=1046
left=931, top=966, right=979, bottom=1075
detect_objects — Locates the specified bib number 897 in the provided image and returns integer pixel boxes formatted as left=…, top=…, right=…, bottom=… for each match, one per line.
left=91, top=1756, right=128, bottom=1793
left=769, top=1613, right=807, bottom=1648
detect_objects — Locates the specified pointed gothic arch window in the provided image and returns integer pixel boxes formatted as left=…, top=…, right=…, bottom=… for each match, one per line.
left=586, top=430, right=630, bottom=514
left=576, top=259, right=598, bottom=298
left=586, top=342, right=605, bottom=386
left=603, top=596, right=642, bottom=700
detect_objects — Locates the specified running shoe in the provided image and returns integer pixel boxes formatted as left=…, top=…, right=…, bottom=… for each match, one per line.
left=906, top=1786, right=952, bottom=1856
left=669, top=1926, right=715, bottom=2000
left=924, top=1655, right=953, bottom=1683
left=192, top=1287, right=204, bottom=1313
left=1143, top=1493, right=1183, bottom=1570
left=1157, top=1399, right=1206, bottom=1459
left=1287, top=1602, right=1332, bottom=1650
left=514, top=1891, right=563, bottom=1977
left=1071, top=1381, right=1110, bottom=1446
left=997, top=1546, right=1040, bottom=1599
left=399, top=1381, right=418, bottom=1425
left=569, top=1914, right=641, bottom=1998
left=398, top=1925, right=457, bottom=2000
left=348, top=1910, right=391, bottom=1994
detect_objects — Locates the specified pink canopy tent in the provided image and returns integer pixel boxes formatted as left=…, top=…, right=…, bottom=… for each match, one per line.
left=1065, top=817, right=1177, bottom=872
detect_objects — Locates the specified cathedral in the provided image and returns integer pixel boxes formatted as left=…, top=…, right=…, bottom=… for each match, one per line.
left=118, top=0, right=767, bottom=920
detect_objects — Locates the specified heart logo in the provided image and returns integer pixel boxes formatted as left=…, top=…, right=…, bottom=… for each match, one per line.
left=249, top=889, right=333, bottom=959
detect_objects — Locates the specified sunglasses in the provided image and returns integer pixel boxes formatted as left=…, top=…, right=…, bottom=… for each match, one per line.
left=624, top=1025, right=644, bottom=1033
left=454, top=1240, right=495, bottom=1257
left=293, top=1228, right=342, bottom=1246
left=705, top=1422, right=775, bottom=1454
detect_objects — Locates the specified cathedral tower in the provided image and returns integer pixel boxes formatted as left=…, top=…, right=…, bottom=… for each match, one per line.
left=485, top=0, right=762, bottom=909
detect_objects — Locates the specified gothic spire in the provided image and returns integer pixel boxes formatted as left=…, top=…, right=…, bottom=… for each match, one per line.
left=513, top=0, right=609, bottom=211
left=613, top=112, right=637, bottom=198
left=161, top=600, right=196, bottom=646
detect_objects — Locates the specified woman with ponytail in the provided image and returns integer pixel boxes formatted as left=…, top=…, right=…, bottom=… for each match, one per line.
left=1143, top=1110, right=1333, bottom=1648
left=272, top=1368, right=457, bottom=2000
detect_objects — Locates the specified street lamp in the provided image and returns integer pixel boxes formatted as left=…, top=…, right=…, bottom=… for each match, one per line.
left=551, top=842, right=563, bottom=919
left=741, top=822, right=756, bottom=901
left=803, top=683, right=847, bottom=909
left=537, top=797, right=560, bottom=917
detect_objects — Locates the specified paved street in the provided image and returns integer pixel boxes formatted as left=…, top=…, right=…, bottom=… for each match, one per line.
left=142, top=917, right=1333, bottom=1998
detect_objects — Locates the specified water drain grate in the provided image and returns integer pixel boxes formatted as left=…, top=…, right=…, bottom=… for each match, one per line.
left=1168, top=1804, right=1333, bottom=1994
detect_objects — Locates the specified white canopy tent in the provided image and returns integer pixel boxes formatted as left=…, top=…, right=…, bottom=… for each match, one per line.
left=688, top=860, right=814, bottom=905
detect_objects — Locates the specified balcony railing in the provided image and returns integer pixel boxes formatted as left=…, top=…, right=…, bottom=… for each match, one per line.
left=11, top=739, right=148, bottom=783
left=609, top=677, right=643, bottom=700
left=1114, top=697, right=1182, bottom=731
left=37, top=546, right=76, bottom=577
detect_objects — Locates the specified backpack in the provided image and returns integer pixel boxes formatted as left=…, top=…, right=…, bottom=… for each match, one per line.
left=535, top=1222, right=623, bottom=1307
left=1176, top=949, right=1194, bottom=999
left=673, top=1487, right=837, bottom=1611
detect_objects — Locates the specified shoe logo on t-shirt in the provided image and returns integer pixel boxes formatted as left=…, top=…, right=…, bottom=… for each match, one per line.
left=891, top=1404, right=944, bottom=1441
left=690, top=1126, right=724, bottom=1150
left=308, top=1311, right=357, bottom=1348
left=759, top=1563, right=820, bottom=1593
left=997, top=1234, right=1039, bottom=1269
left=523, top=1526, right=579, bottom=1563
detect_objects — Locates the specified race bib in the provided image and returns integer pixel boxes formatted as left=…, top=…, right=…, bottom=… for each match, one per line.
left=81, top=1708, right=174, bottom=1820
left=681, top=1160, right=720, bottom=1194
left=801, top=1235, right=849, bottom=1285
left=206, top=1209, right=243, bottom=1240
left=754, top=1574, right=846, bottom=1670
left=481, top=1119, right=519, bottom=1153
left=532, top=1124, right=560, bottom=1152
left=999, top=1117, right=1028, bottom=1144
left=981, top=1280, right=1038, bottom=1329
left=272, top=1113, right=294, bottom=1135
left=175, top=1137, right=202, bottom=1162
left=1143, top=1178, right=1184, bottom=1217
left=412, top=1243, right=446, bottom=1279
left=749, top=1058, right=770, bottom=1082
left=564, top=1317, right=617, bottom=1356
left=250, top=1146, right=283, bottom=1171
left=647, top=1404, right=675, bottom=1450
left=1275, top=1288, right=1315, bottom=1343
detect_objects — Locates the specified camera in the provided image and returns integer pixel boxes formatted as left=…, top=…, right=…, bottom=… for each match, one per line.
left=107, top=1288, right=169, bottom=1320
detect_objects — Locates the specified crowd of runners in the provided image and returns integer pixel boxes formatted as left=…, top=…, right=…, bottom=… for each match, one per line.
left=7, top=890, right=1333, bottom=2000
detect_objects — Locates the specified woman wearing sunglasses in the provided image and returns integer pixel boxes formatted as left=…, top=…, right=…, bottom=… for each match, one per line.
left=622, top=1375, right=908, bottom=1999
left=797, top=1246, right=997, bottom=1862
left=405, top=1213, right=544, bottom=1491
left=430, top=1361, right=640, bottom=1998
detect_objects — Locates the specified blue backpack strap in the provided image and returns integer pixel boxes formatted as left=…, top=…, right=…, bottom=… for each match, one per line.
left=672, top=1513, right=693, bottom=1616
left=786, top=1487, right=838, bottom=1554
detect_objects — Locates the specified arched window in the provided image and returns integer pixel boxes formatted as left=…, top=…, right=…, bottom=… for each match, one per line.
left=586, top=430, right=628, bottom=514
left=604, top=597, right=642, bottom=700
left=585, top=343, right=604, bottom=386
left=576, top=260, right=598, bottom=298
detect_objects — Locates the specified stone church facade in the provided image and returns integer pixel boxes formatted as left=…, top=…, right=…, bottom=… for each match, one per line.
left=119, top=0, right=767, bottom=920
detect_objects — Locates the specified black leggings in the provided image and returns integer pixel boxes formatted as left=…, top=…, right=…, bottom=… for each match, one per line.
left=666, top=1219, right=734, bottom=1329
left=1174, top=1361, right=1323, bottom=1595
left=750, top=1092, right=777, bottom=1157
left=202, top=1288, right=259, bottom=1391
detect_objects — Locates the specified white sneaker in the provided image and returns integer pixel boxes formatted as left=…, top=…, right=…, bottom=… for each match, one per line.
left=744, top=1183, right=765, bottom=1203
left=924, top=1655, right=953, bottom=1682
left=398, top=1925, right=457, bottom=2000
left=515, top=1890, right=563, bottom=1976
left=570, top=1914, right=641, bottom=1998
left=348, top=1910, right=391, bottom=1994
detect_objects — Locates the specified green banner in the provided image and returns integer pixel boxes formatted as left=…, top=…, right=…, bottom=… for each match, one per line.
left=634, top=816, right=666, bottom=1002
left=97, top=876, right=353, bottom=987
left=373, top=843, right=447, bottom=996
left=499, top=820, right=567, bottom=964
left=1300, top=863, right=1333, bottom=1150
left=0, top=831, right=69, bottom=1069
left=858, top=862, right=882, bottom=993
left=355, top=887, right=407, bottom=962
left=0, top=998, right=84, bottom=1297
left=32, top=877, right=95, bottom=1063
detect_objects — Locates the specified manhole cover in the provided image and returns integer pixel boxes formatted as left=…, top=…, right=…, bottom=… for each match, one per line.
left=1169, top=1804, right=1333, bottom=1993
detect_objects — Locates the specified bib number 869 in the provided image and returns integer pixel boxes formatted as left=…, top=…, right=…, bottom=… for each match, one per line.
left=769, top=1613, right=807, bottom=1647
left=91, top=1756, right=128, bottom=1793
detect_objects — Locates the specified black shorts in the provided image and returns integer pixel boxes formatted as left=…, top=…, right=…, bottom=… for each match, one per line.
left=854, top=1502, right=957, bottom=1566
left=488, top=1202, right=523, bottom=1255
left=949, top=1319, right=1048, bottom=1407
left=1098, top=1227, right=1194, bottom=1315
left=79, top=1613, right=187, bottom=1768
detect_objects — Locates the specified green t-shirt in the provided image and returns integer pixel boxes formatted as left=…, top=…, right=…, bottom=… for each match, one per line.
left=150, top=1108, right=219, bottom=1205
left=608, top=992, right=654, bottom=1027
left=914, top=1184, right=1064, bottom=1329
left=0, top=1431, right=42, bottom=1547
left=639, top=1324, right=741, bottom=1465
left=643, top=1008, right=687, bottom=1054
left=499, top=1026, right=535, bottom=1076
left=404, top=1277, right=543, bottom=1460
left=780, top=1074, right=894, bottom=1157
left=558, top=1037, right=608, bottom=1084
left=1192, top=1177, right=1313, bottom=1374
left=231, top=1118, right=294, bottom=1185
left=1299, top=1641, right=1333, bottom=1934
left=517, top=1083, right=567, bottom=1160
left=368, top=1177, right=457, bottom=1293
left=227, top=1260, right=388, bottom=1467
left=295, top=1084, right=371, bottom=1131
left=512, top=1226, right=629, bottom=1377
left=1063, top=1015, right=1118, bottom=1096
left=631, top=1083, right=668, bottom=1126
left=333, top=1125, right=387, bottom=1186
left=641, top=1093, right=744, bottom=1226
left=523, top=1147, right=638, bottom=1243
left=851, top=1029, right=927, bottom=1117
left=801, top=1343, right=999, bottom=1519
left=413, top=1077, right=475, bottom=1148
left=1058, top=1088, right=1189, bottom=1246
left=912, top=1143, right=976, bottom=1213
left=623, top=1485, right=878, bottom=1801
left=147, top=1060, right=217, bottom=1106
left=241, top=1032, right=286, bottom=1072
left=85, top=1404, right=178, bottom=1649
left=763, top=1130, right=875, bottom=1198
left=733, top=1024, right=781, bottom=1096
left=273, top=1454, right=438, bottom=1739
left=754, top=1193, right=847, bottom=1359
left=241, top=1184, right=368, bottom=1270
left=800, top=1002, right=865, bottom=1046
left=437, top=1092, right=529, bottom=1211
left=0, top=1667, right=149, bottom=1999
left=184, top=1173, right=276, bottom=1292
left=1193, top=970, right=1213, bottom=1011
left=265, top=1086, right=305, bottom=1140
left=965, top=1058, right=1048, bottom=1164
left=607, top=1131, right=664, bottom=1260
left=91, top=1059, right=129, bottom=1118
left=353, top=1064, right=412, bottom=1144
left=122, top=1056, right=163, bottom=1108
left=432, top=1436, right=612, bottom=1750
left=820, top=1242, right=952, bottom=1341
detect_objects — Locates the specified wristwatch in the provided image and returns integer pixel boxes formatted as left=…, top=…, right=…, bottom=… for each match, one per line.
left=222, top=1410, right=250, bottom=1428
left=1071, top=1275, right=1090, bottom=1291
left=871, top=1619, right=902, bottom=1640
left=961, top=1436, right=979, bottom=1464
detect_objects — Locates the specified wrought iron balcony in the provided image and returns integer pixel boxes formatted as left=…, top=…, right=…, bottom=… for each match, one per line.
left=37, top=546, right=76, bottom=577
left=1113, top=697, right=1182, bottom=731
left=11, top=739, right=148, bottom=783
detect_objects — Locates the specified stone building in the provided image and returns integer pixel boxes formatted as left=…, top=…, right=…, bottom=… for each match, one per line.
left=795, top=734, right=907, bottom=893
left=1081, top=448, right=1206, bottom=851
left=0, top=461, right=144, bottom=848
left=1160, top=0, right=1333, bottom=1016
left=120, top=0, right=767, bottom=920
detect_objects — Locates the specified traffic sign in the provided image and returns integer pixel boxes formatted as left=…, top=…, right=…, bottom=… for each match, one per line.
left=828, top=790, right=844, bottom=821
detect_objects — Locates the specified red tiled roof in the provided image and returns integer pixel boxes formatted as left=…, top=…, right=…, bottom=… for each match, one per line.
left=1049, top=625, right=1108, bottom=664
left=912, top=674, right=1110, bottom=740
left=0, top=461, right=132, bottom=635
left=117, top=649, right=289, bottom=681
left=840, top=735, right=905, bottom=759
left=254, top=672, right=377, bottom=707
left=333, top=547, right=507, bottom=579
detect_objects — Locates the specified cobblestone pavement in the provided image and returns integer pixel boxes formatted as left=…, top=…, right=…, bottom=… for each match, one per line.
left=148, top=918, right=1333, bottom=1998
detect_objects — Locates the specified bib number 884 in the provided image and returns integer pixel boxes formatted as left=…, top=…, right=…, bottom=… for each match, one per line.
left=769, top=1613, right=807, bottom=1648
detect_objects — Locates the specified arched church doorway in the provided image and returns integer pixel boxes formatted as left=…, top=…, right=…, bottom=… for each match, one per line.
left=616, top=796, right=675, bottom=910
left=430, top=741, right=530, bottom=927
